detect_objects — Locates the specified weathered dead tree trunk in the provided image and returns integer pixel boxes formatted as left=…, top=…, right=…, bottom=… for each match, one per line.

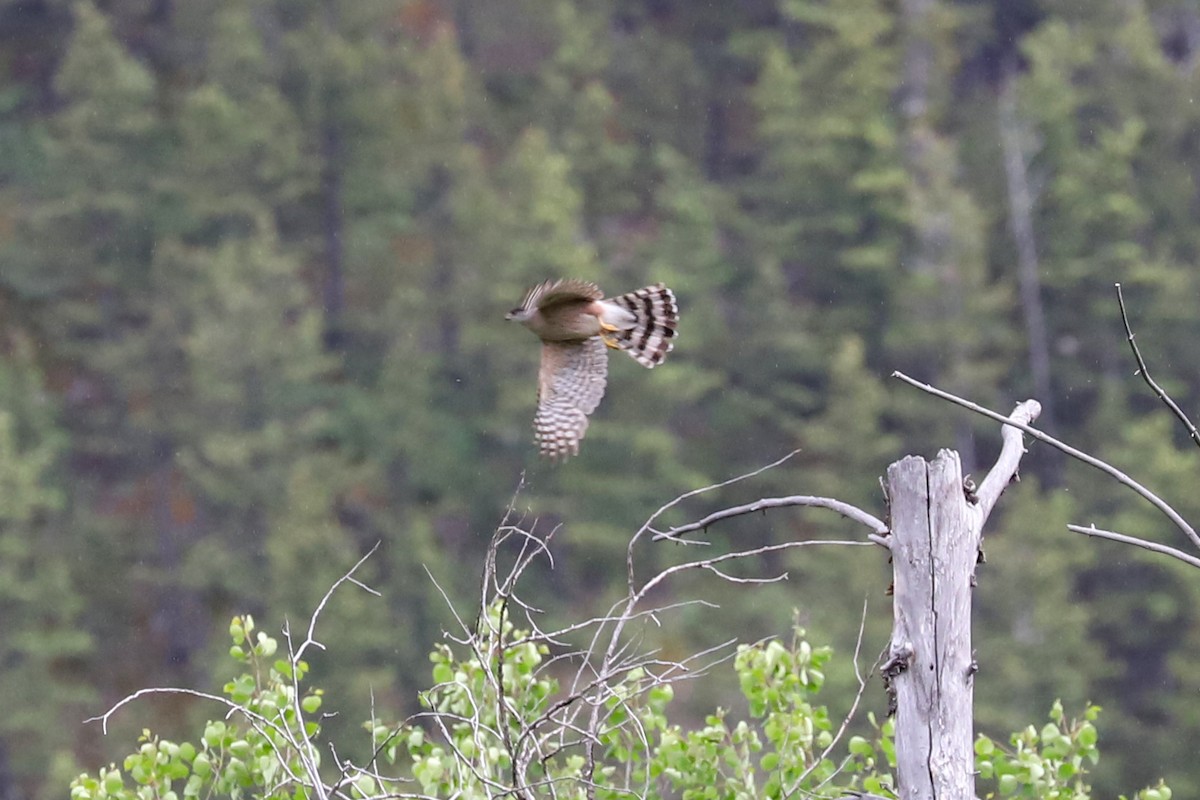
left=658, top=390, right=1040, bottom=800
left=883, top=398, right=1041, bottom=800
left=886, top=451, right=976, bottom=800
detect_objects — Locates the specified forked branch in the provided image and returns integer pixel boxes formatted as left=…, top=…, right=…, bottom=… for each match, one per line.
left=893, top=372, right=1200, bottom=572
left=637, top=452, right=890, bottom=551
left=974, top=398, right=1041, bottom=525
left=893, top=371, right=1200, bottom=552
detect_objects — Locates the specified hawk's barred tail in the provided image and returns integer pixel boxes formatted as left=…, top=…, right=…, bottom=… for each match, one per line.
left=608, top=283, right=678, bottom=368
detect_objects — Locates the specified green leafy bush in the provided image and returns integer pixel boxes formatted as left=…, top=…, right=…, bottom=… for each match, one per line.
left=72, top=607, right=1170, bottom=800
left=975, top=701, right=1171, bottom=800
left=71, top=615, right=326, bottom=800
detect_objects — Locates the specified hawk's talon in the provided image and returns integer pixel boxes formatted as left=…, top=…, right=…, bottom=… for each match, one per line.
left=599, top=320, right=622, bottom=348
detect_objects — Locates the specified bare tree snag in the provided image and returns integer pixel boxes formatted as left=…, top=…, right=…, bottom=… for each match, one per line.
left=885, top=401, right=1041, bottom=800
left=887, top=451, right=974, bottom=800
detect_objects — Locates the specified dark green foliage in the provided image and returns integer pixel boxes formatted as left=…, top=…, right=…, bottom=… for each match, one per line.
left=0, top=0, right=1199, bottom=796
left=0, top=351, right=92, bottom=798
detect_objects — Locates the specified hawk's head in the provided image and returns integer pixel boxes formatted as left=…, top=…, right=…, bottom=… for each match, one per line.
left=505, top=306, right=536, bottom=323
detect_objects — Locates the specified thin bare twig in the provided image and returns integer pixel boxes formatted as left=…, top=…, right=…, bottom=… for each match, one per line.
left=626, top=450, right=802, bottom=583
left=703, top=564, right=790, bottom=584
left=1067, top=525, right=1200, bottom=570
left=86, top=686, right=284, bottom=736
left=1116, top=282, right=1200, bottom=450
left=639, top=540, right=877, bottom=600
left=656, top=495, right=890, bottom=546
left=295, top=542, right=382, bottom=663
left=281, top=621, right=331, bottom=800
left=893, top=371, right=1200, bottom=551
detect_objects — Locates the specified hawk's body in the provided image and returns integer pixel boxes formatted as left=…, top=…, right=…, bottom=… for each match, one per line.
left=507, top=279, right=678, bottom=461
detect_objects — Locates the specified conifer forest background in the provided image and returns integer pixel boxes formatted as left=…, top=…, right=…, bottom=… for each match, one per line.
left=3, top=0, right=1200, bottom=797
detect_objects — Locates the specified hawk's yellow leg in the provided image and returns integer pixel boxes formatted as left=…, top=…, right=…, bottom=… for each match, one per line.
left=599, top=320, right=622, bottom=349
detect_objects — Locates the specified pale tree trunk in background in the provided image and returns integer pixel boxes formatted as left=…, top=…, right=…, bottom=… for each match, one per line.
left=897, top=0, right=979, bottom=472
left=320, top=118, right=346, bottom=351
left=997, top=60, right=1061, bottom=484
left=898, top=0, right=933, bottom=129
left=151, top=439, right=205, bottom=679
left=318, top=0, right=347, bottom=352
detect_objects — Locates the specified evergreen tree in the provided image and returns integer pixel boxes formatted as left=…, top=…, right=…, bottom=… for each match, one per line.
left=4, top=2, right=1200, bottom=795
left=0, top=347, right=91, bottom=800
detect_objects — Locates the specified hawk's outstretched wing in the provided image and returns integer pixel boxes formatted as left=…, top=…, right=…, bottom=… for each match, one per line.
left=534, top=337, right=609, bottom=461
left=517, top=279, right=603, bottom=314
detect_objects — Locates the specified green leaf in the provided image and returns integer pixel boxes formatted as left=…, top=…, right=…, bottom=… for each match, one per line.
left=432, top=662, right=454, bottom=684
left=103, top=771, right=125, bottom=794
left=229, top=618, right=246, bottom=646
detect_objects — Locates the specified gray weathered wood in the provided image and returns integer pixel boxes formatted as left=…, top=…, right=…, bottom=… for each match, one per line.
left=927, top=451, right=976, bottom=800
left=886, top=450, right=976, bottom=800
left=884, top=401, right=1040, bottom=800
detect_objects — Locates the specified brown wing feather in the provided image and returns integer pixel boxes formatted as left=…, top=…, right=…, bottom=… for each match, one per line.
left=534, top=337, right=609, bottom=461
left=519, top=279, right=603, bottom=313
